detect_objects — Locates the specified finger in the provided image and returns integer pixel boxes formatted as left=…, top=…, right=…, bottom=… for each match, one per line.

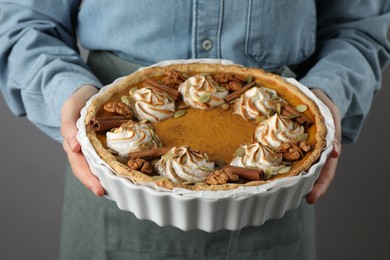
left=329, top=139, right=341, bottom=158
left=61, top=119, right=81, bottom=152
left=63, top=141, right=105, bottom=197
left=60, top=96, right=82, bottom=152
left=306, top=157, right=338, bottom=204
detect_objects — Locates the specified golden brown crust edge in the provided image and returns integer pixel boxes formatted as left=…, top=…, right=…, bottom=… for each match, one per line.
left=85, top=62, right=327, bottom=191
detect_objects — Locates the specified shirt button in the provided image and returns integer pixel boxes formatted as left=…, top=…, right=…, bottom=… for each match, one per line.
left=202, top=40, right=213, bottom=51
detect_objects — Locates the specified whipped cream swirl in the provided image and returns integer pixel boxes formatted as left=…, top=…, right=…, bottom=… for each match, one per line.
left=132, top=87, right=175, bottom=122
left=254, top=114, right=305, bottom=149
left=106, top=121, right=161, bottom=157
left=156, top=146, right=215, bottom=183
left=233, top=86, right=285, bottom=120
left=178, top=74, right=228, bottom=109
left=231, top=143, right=283, bottom=175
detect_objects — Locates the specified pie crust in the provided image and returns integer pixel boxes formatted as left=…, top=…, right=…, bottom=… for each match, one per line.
left=84, top=62, right=327, bottom=191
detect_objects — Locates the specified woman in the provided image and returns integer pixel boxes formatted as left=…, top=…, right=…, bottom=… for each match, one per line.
left=1, top=1, right=389, bottom=259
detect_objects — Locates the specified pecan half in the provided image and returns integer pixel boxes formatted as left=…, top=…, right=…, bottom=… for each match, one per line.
left=128, top=158, right=154, bottom=175
left=282, top=143, right=304, bottom=161
left=283, top=149, right=301, bottom=161
left=204, top=169, right=239, bottom=185
left=226, top=80, right=244, bottom=91
left=104, top=101, right=133, bottom=118
left=213, top=73, right=235, bottom=83
left=213, top=73, right=246, bottom=91
left=280, top=142, right=292, bottom=153
left=299, top=141, right=311, bottom=152
left=161, top=70, right=187, bottom=90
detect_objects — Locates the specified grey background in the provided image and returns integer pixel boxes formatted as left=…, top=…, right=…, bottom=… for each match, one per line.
left=1, top=62, right=389, bottom=259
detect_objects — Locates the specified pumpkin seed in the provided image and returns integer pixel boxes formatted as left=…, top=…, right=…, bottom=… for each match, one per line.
left=221, top=103, right=230, bottom=110
left=146, top=123, right=155, bottom=130
left=166, top=95, right=175, bottom=103
left=246, top=75, right=253, bottom=83
left=234, top=147, right=246, bottom=157
left=121, top=95, right=131, bottom=106
left=287, top=114, right=299, bottom=119
left=161, top=152, right=178, bottom=161
left=138, top=119, right=148, bottom=125
left=278, top=166, right=292, bottom=174
left=129, top=87, right=138, bottom=95
left=276, top=103, right=282, bottom=114
left=295, top=104, right=308, bottom=113
left=255, top=115, right=266, bottom=123
left=199, top=93, right=211, bottom=103
left=216, top=85, right=226, bottom=92
left=198, top=165, right=214, bottom=172
left=182, top=181, right=198, bottom=185
left=174, top=109, right=186, bottom=118
left=263, top=167, right=273, bottom=180
left=297, top=133, right=309, bottom=141
left=139, top=141, right=153, bottom=150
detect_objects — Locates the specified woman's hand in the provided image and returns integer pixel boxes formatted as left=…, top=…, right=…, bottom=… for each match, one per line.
left=61, top=85, right=105, bottom=197
left=306, top=89, right=342, bottom=204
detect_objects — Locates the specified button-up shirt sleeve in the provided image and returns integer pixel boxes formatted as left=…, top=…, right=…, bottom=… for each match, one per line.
left=0, top=0, right=102, bottom=142
left=300, top=1, right=390, bottom=143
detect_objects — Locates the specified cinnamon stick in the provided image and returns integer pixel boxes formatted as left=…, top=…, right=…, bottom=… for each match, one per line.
left=128, top=147, right=172, bottom=160
left=224, top=81, right=257, bottom=103
left=144, top=78, right=180, bottom=101
left=89, top=116, right=130, bottom=132
left=223, top=165, right=264, bottom=181
left=281, top=103, right=313, bottom=126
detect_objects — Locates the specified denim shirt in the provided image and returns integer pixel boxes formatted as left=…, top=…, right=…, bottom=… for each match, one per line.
left=0, top=0, right=389, bottom=142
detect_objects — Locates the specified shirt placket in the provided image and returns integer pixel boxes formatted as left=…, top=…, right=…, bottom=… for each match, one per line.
left=192, top=0, right=223, bottom=59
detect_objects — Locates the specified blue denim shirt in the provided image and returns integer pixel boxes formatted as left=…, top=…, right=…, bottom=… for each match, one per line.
left=0, top=0, right=389, bottom=142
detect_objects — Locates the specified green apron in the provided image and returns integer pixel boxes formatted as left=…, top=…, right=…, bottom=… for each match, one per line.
left=59, top=51, right=316, bottom=260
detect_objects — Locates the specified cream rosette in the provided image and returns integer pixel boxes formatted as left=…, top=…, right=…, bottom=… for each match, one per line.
left=254, top=114, right=305, bottom=149
left=231, top=143, right=283, bottom=176
left=106, top=121, right=161, bottom=157
left=178, top=74, right=228, bottom=109
left=156, top=146, right=215, bottom=183
left=132, top=87, right=175, bottom=122
left=233, top=86, right=285, bottom=120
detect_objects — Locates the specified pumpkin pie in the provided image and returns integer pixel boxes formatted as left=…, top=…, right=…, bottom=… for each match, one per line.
left=84, top=62, right=327, bottom=191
